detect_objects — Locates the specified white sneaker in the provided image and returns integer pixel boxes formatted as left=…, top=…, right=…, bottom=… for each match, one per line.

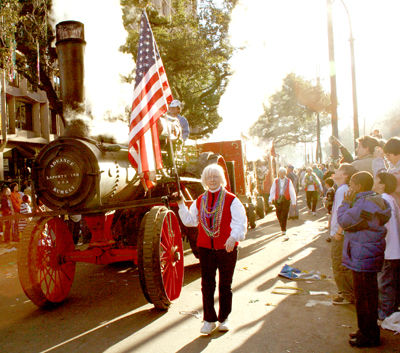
left=219, top=319, right=229, bottom=332
left=282, top=231, right=286, bottom=235
left=200, top=321, right=216, bottom=334
left=312, top=212, right=316, bottom=216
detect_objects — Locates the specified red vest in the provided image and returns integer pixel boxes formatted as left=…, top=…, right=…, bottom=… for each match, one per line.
left=196, top=189, right=236, bottom=249
left=274, top=178, right=291, bottom=200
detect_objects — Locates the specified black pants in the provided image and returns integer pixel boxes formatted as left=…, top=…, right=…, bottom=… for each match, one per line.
left=199, top=247, right=238, bottom=323
left=275, top=199, right=291, bottom=231
left=352, top=271, right=380, bottom=343
left=306, top=191, right=318, bottom=212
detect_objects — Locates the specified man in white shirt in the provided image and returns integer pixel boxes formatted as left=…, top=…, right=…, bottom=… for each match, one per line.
left=372, top=172, right=400, bottom=321
left=268, top=167, right=296, bottom=240
left=330, top=163, right=358, bottom=305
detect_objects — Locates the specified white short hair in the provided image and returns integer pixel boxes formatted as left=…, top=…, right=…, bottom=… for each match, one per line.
left=201, top=164, right=227, bottom=190
left=278, top=167, right=287, bottom=174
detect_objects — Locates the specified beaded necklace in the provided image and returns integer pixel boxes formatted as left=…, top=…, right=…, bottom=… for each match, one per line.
left=351, top=192, right=377, bottom=207
left=199, top=188, right=226, bottom=238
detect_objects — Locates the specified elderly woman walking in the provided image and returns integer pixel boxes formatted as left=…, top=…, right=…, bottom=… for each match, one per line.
left=177, top=164, right=247, bottom=335
left=268, top=167, right=297, bottom=239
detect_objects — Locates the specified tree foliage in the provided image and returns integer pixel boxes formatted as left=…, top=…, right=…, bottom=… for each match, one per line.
left=0, top=0, right=22, bottom=79
left=1, top=0, right=237, bottom=132
left=1, top=1, right=61, bottom=118
left=120, top=0, right=238, bottom=137
left=249, top=73, right=332, bottom=148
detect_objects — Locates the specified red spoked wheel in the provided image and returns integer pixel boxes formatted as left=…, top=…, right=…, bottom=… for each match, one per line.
left=138, top=206, right=184, bottom=310
left=17, top=217, right=76, bottom=307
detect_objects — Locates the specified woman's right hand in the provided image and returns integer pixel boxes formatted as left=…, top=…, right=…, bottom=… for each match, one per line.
left=176, top=191, right=185, bottom=205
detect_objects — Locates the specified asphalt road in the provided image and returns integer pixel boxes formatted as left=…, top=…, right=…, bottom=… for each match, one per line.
left=0, top=194, right=399, bottom=353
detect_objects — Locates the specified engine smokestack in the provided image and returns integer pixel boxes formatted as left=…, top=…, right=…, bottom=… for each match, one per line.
left=56, top=21, right=88, bottom=137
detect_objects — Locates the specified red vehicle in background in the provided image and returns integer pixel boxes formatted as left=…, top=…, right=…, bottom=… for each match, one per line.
left=196, top=139, right=276, bottom=228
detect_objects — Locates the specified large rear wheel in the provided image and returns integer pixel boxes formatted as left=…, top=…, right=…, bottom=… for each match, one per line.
left=17, top=217, right=76, bottom=307
left=138, top=206, right=184, bottom=309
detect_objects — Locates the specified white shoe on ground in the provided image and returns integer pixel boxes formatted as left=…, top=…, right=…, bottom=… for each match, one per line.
left=312, top=212, right=316, bottom=216
left=200, top=321, right=216, bottom=334
left=282, top=231, right=286, bottom=235
left=219, top=319, right=229, bottom=332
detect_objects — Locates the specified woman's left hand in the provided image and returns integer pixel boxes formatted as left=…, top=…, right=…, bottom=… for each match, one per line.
left=225, top=236, right=236, bottom=252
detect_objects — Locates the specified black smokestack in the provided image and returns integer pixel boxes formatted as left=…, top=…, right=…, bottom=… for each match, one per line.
left=56, top=21, right=88, bottom=137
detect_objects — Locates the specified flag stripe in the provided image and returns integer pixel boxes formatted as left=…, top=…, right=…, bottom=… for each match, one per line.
left=128, top=10, right=173, bottom=190
left=130, top=81, right=165, bottom=131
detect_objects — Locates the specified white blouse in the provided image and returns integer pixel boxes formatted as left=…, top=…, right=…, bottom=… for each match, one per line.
left=178, top=187, right=247, bottom=242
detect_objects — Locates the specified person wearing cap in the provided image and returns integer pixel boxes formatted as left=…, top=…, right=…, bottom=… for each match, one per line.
left=168, top=100, right=190, bottom=141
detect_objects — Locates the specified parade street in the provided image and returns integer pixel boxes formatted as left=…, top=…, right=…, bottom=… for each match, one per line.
left=1, top=195, right=399, bottom=353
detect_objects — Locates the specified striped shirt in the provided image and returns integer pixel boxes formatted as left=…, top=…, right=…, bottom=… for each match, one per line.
left=19, top=203, right=32, bottom=232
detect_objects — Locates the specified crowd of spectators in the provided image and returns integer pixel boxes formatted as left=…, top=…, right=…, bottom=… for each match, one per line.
left=285, top=130, right=400, bottom=348
left=0, top=178, right=33, bottom=244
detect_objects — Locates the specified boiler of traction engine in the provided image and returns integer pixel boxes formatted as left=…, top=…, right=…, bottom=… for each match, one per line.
left=33, top=138, right=138, bottom=210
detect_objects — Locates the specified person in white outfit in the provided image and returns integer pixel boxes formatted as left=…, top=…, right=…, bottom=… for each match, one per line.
left=372, top=172, right=400, bottom=321
left=330, top=163, right=358, bottom=305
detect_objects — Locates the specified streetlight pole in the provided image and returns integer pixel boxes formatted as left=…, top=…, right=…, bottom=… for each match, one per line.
left=340, top=0, right=359, bottom=150
left=326, top=0, right=339, bottom=160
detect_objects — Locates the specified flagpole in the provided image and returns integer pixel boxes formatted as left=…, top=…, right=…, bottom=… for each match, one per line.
left=164, top=114, right=181, bottom=195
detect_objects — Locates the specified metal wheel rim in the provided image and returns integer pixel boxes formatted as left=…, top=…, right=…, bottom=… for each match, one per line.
left=18, top=217, right=76, bottom=306
left=36, top=218, right=76, bottom=302
left=159, top=210, right=184, bottom=302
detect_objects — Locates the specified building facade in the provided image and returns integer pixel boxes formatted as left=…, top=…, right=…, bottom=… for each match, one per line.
left=0, top=71, right=64, bottom=182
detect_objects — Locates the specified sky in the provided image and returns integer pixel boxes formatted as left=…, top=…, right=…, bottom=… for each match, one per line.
left=213, top=0, right=400, bottom=159
left=52, top=0, right=134, bottom=143
left=50, top=0, right=400, bottom=160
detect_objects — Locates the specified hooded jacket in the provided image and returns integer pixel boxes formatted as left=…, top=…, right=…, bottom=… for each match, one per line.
left=337, top=191, right=391, bottom=272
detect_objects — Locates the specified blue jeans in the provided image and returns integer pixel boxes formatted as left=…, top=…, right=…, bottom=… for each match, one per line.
left=378, top=259, right=400, bottom=320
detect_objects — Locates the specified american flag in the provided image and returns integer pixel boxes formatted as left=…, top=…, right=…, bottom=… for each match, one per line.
left=129, top=11, right=173, bottom=190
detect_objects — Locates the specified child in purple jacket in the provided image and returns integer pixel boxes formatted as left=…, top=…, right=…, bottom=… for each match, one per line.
left=337, top=171, right=391, bottom=348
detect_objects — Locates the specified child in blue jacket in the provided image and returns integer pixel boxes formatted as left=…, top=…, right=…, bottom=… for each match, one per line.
left=337, top=171, right=391, bottom=348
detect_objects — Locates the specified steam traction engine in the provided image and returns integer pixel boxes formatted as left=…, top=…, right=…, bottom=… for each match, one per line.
left=16, top=21, right=230, bottom=309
